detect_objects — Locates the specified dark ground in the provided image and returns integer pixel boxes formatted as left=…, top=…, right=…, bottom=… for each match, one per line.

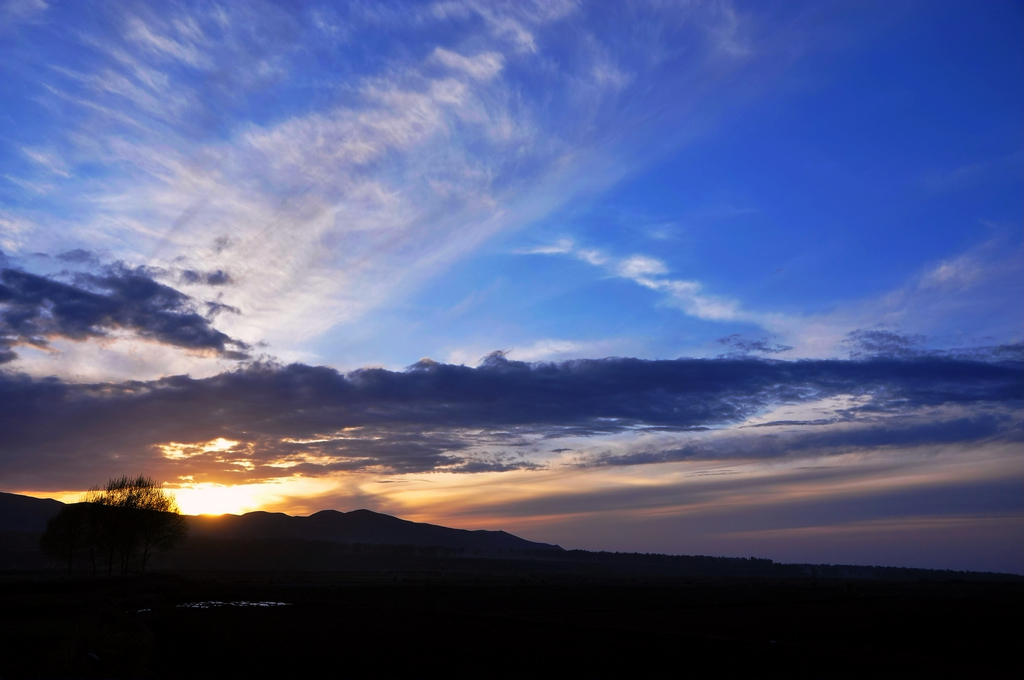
left=1, top=568, right=1020, bottom=679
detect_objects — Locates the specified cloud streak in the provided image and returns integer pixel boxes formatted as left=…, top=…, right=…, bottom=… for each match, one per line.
left=522, top=236, right=1023, bottom=361
left=0, top=349, right=1018, bottom=489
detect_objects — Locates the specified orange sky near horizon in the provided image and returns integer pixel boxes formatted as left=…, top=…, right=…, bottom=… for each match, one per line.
left=18, top=436, right=1021, bottom=574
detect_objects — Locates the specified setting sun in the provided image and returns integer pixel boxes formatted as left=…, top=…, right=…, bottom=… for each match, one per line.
left=170, top=478, right=338, bottom=516
left=170, top=483, right=265, bottom=516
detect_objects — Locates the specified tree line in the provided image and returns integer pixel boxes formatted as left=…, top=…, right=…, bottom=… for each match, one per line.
left=39, top=475, right=188, bottom=576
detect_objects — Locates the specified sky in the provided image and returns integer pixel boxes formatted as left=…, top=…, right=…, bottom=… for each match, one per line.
left=0, top=0, right=1021, bottom=574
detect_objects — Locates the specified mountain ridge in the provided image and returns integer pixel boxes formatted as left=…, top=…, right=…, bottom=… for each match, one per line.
left=3, top=492, right=1022, bottom=580
left=0, top=491, right=562, bottom=553
left=187, top=506, right=564, bottom=552
left=0, top=491, right=64, bottom=532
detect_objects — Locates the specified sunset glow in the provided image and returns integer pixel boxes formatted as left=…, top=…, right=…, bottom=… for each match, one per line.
left=171, top=478, right=340, bottom=516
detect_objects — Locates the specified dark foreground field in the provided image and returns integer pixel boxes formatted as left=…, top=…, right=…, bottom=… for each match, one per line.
left=1, top=569, right=1020, bottom=679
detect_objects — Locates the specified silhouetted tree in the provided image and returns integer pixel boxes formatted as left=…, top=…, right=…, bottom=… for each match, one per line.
left=39, top=475, right=188, bottom=575
left=39, top=503, right=90, bottom=574
left=136, top=502, right=189, bottom=572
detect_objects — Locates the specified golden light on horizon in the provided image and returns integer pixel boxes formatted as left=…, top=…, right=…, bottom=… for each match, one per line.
left=171, top=483, right=263, bottom=515
left=170, top=476, right=339, bottom=516
left=349, top=442, right=1023, bottom=532
left=16, top=490, right=88, bottom=505
left=13, top=437, right=1017, bottom=538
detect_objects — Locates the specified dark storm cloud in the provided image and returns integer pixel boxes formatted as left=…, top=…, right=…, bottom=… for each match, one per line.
left=0, top=350, right=1020, bottom=488
left=0, top=263, right=249, bottom=362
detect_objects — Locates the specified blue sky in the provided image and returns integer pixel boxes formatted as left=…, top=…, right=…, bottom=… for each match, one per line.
left=1, top=0, right=1021, bottom=573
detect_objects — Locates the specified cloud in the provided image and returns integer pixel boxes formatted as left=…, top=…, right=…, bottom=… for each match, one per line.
left=705, top=1, right=752, bottom=59
left=616, top=255, right=667, bottom=279
left=591, top=408, right=1021, bottom=468
left=430, top=47, right=505, bottom=81
left=717, top=334, right=792, bottom=357
left=19, top=3, right=572, bottom=356
left=0, top=0, right=48, bottom=29
left=0, top=350, right=1018, bottom=488
left=843, top=329, right=925, bottom=359
left=20, top=147, right=71, bottom=178
left=123, top=14, right=209, bottom=68
left=413, top=453, right=1022, bottom=573
left=506, top=338, right=621, bottom=363
left=56, top=249, right=101, bottom=267
left=181, top=269, right=232, bottom=286
left=0, top=261, right=249, bottom=363
left=918, top=254, right=983, bottom=291
left=523, top=240, right=756, bottom=323
left=516, top=238, right=575, bottom=255
left=446, top=336, right=644, bottom=366
left=1, top=0, right=813, bottom=380
left=522, top=235, right=1023, bottom=361
left=431, top=0, right=579, bottom=55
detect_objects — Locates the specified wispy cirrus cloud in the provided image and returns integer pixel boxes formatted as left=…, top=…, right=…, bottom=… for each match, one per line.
left=520, top=238, right=771, bottom=326
left=520, top=235, right=1023, bottom=360
left=0, top=0, right=47, bottom=29
left=1, top=0, right=799, bottom=379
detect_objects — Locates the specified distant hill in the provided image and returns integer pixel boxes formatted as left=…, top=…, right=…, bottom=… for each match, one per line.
left=0, top=492, right=66, bottom=569
left=0, top=491, right=561, bottom=554
left=187, top=508, right=563, bottom=552
left=1, top=492, right=1020, bottom=581
left=0, top=491, right=64, bottom=532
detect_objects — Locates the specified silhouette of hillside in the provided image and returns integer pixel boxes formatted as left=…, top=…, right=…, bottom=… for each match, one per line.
left=187, top=508, right=563, bottom=552
left=0, top=492, right=63, bottom=532
left=3, top=493, right=1021, bottom=679
left=0, top=492, right=66, bottom=569
left=2, top=492, right=1021, bottom=581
